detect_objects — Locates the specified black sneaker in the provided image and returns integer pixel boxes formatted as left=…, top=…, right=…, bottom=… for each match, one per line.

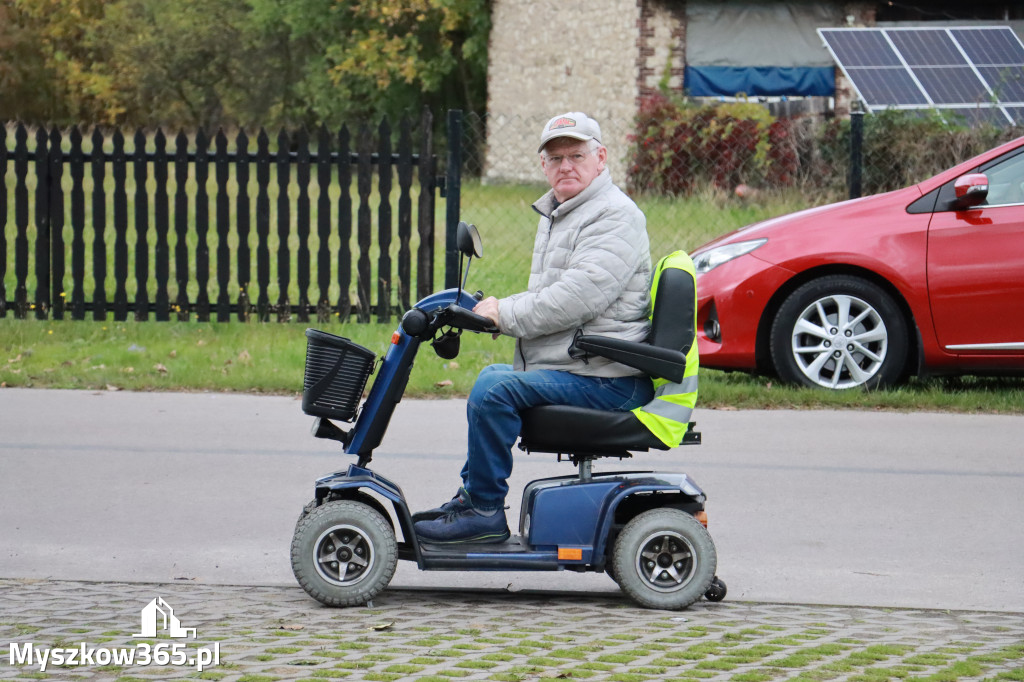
left=410, top=487, right=471, bottom=523
left=414, top=506, right=511, bottom=544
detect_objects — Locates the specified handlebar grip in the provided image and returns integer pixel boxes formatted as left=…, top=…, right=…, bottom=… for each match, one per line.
left=401, top=308, right=431, bottom=337
left=447, top=304, right=500, bottom=334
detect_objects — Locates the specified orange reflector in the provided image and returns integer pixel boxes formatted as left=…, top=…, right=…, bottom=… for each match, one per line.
left=558, top=547, right=583, bottom=561
left=391, top=332, right=402, bottom=345
left=695, top=511, right=708, bottom=528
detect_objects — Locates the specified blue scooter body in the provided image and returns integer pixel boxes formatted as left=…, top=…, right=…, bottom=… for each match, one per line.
left=344, top=288, right=472, bottom=457
left=312, top=461, right=706, bottom=573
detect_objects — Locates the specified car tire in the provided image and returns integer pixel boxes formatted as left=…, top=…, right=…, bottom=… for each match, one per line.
left=770, top=275, right=909, bottom=390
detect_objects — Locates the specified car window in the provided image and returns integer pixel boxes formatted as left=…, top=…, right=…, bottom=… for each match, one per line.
left=928, top=147, right=1024, bottom=212
left=979, top=148, right=1024, bottom=206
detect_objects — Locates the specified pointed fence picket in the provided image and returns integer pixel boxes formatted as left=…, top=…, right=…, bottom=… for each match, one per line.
left=0, top=111, right=447, bottom=324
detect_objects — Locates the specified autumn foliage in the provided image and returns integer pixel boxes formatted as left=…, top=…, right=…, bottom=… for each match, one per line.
left=627, top=93, right=800, bottom=197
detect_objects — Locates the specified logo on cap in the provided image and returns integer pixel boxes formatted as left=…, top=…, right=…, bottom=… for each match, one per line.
left=549, top=117, right=577, bottom=131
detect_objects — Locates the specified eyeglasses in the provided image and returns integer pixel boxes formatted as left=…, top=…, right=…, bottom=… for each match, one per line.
left=542, top=150, right=595, bottom=169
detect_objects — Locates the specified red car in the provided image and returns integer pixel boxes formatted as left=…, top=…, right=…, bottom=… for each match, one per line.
left=691, top=135, right=1024, bottom=390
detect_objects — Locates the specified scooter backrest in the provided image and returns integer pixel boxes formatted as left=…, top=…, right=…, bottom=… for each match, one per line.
left=648, top=266, right=696, bottom=356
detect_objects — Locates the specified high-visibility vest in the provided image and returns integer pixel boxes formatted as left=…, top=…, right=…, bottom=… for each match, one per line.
left=632, top=250, right=699, bottom=447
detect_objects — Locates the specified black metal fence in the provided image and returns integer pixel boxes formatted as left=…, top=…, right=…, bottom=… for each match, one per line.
left=1, top=111, right=445, bottom=323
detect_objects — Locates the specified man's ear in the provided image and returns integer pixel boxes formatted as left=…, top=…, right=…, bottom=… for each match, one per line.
left=596, top=145, right=608, bottom=171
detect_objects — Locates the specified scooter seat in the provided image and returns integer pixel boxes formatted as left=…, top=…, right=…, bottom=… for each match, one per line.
left=519, top=405, right=668, bottom=457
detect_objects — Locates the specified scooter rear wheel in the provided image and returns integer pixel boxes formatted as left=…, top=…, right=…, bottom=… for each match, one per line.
left=612, top=508, right=717, bottom=610
left=291, top=500, right=397, bottom=606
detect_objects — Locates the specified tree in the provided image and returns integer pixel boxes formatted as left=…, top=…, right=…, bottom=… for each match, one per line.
left=249, top=0, right=491, bottom=127
left=0, top=0, right=112, bottom=123
left=0, top=0, right=492, bottom=129
left=98, top=0, right=257, bottom=129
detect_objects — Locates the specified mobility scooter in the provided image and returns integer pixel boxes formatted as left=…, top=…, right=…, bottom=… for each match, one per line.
left=291, top=222, right=726, bottom=610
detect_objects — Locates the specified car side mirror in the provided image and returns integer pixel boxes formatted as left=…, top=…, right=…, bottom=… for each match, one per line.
left=951, top=173, right=989, bottom=210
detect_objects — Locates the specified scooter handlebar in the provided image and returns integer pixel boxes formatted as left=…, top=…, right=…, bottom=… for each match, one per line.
left=445, top=304, right=500, bottom=334
left=401, top=303, right=500, bottom=338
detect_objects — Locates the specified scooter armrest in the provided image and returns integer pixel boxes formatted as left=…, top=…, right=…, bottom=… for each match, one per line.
left=572, top=335, right=687, bottom=383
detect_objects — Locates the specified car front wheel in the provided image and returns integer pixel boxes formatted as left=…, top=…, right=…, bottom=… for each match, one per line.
left=770, top=275, right=909, bottom=390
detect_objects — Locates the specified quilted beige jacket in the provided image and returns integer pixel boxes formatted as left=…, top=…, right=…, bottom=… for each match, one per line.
left=497, top=169, right=651, bottom=377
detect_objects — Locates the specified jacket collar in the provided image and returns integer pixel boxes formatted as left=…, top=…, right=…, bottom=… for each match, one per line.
left=532, top=168, right=612, bottom=219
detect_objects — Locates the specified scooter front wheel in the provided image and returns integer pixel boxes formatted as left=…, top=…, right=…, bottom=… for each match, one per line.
left=612, top=508, right=717, bottom=610
left=291, top=499, right=397, bottom=606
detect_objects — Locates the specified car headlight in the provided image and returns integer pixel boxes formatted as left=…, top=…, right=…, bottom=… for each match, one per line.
left=693, top=239, right=767, bottom=274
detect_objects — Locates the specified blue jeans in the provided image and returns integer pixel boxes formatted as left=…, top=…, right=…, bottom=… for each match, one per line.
left=460, top=364, right=654, bottom=511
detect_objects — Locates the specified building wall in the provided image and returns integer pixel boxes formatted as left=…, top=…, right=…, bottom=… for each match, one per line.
left=482, top=1, right=890, bottom=184
left=484, top=0, right=645, bottom=183
left=639, top=0, right=687, bottom=99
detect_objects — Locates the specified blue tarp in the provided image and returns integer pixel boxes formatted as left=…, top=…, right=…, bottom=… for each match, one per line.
left=684, top=66, right=835, bottom=97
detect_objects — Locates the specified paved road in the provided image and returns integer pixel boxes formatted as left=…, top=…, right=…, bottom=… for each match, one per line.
left=2, top=388, right=1023, bottom=611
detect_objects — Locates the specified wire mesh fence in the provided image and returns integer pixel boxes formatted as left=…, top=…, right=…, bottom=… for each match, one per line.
left=455, top=102, right=1023, bottom=300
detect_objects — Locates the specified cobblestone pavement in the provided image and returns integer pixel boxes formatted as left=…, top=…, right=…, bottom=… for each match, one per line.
left=1, top=579, right=1022, bottom=682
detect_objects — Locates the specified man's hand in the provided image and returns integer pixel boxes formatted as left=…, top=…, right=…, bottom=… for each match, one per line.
left=473, top=297, right=501, bottom=337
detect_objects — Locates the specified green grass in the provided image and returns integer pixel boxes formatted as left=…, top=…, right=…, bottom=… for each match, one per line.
left=5, top=172, right=1024, bottom=412
left=2, top=317, right=1024, bottom=412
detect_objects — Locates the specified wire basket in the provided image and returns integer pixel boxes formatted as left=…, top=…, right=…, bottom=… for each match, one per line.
left=301, top=329, right=376, bottom=422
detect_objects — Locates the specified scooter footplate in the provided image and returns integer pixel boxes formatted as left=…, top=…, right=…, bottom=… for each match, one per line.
left=417, top=536, right=560, bottom=570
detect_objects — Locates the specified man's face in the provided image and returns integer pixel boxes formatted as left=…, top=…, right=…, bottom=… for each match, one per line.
left=540, top=137, right=607, bottom=203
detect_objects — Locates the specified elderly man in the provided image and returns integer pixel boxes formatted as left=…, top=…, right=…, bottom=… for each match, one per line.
left=413, top=112, right=653, bottom=544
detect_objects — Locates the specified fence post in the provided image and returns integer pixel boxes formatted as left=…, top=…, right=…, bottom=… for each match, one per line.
left=69, top=127, right=86, bottom=320
left=173, top=130, right=190, bottom=321
left=13, top=125, right=29, bottom=318
left=849, top=106, right=864, bottom=200
left=417, top=108, right=435, bottom=301
left=444, top=110, right=462, bottom=290
left=112, top=130, right=129, bottom=321
left=255, top=129, right=271, bottom=321
left=295, top=128, right=311, bottom=323
left=275, top=128, right=291, bottom=323
left=236, top=129, right=252, bottom=321
left=49, top=127, right=65, bottom=319
left=195, top=129, right=211, bottom=321
left=34, top=127, right=50, bottom=319
left=92, top=128, right=108, bottom=320
left=154, top=129, right=170, bottom=321
left=377, top=118, right=393, bottom=323
left=396, top=116, right=413, bottom=312
left=0, top=125, right=7, bottom=318
left=215, top=129, right=232, bottom=322
left=336, top=125, right=353, bottom=321
left=133, top=129, right=149, bottom=321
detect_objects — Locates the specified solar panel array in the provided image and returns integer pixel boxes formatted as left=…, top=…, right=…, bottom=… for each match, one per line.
left=818, top=26, right=1024, bottom=126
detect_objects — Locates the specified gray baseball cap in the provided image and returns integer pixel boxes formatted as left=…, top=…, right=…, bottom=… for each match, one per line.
left=538, top=112, right=602, bottom=153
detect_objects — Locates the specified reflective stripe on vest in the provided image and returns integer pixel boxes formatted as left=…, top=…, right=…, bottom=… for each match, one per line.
left=653, top=375, right=699, bottom=397
left=640, top=396, right=694, bottom=423
left=630, top=250, right=699, bottom=448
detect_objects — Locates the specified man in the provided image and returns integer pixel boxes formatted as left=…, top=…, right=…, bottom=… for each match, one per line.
left=413, top=112, right=653, bottom=543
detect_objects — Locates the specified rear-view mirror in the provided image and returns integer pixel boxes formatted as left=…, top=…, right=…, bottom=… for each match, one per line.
left=952, top=173, right=989, bottom=210
left=456, top=221, right=483, bottom=259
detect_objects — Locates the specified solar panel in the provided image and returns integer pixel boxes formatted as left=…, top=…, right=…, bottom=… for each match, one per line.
left=818, top=26, right=1024, bottom=126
